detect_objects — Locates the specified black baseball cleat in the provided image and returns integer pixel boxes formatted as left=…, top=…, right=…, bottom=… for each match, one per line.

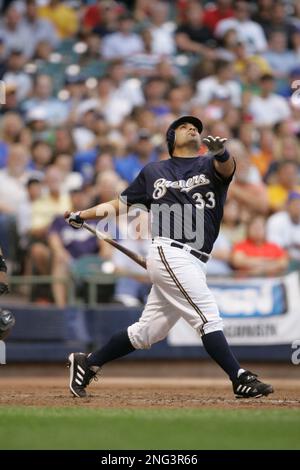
left=67, top=352, right=97, bottom=398
left=232, top=370, right=274, bottom=398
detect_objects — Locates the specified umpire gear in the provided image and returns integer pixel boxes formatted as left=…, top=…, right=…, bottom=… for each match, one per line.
left=0, top=308, right=15, bottom=340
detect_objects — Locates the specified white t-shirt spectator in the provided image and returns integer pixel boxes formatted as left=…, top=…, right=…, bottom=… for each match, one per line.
left=102, top=32, right=144, bottom=60
left=150, top=22, right=176, bottom=55
left=112, top=78, right=145, bottom=108
left=248, top=94, right=291, bottom=126
left=0, top=20, right=34, bottom=58
left=3, top=72, right=32, bottom=102
left=215, top=18, right=267, bottom=54
left=0, top=169, right=27, bottom=213
left=195, top=76, right=241, bottom=107
left=266, top=211, right=300, bottom=261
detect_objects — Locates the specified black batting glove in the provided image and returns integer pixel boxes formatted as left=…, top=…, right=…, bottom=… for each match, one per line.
left=64, top=211, right=84, bottom=229
left=203, top=136, right=227, bottom=156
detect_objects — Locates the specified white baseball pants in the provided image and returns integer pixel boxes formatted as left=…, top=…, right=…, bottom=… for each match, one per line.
left=127, top=238, right=223, bottom=350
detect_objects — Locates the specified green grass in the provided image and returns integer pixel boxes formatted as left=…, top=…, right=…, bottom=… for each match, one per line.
left=0, top=407, right=299, bottom=450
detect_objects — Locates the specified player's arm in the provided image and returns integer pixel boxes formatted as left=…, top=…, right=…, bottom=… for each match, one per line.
left=64, top=198, right=129, bottom=228
left=203, top=136, right=235, bottom=178
left=65, top=168, right=150, bottom=229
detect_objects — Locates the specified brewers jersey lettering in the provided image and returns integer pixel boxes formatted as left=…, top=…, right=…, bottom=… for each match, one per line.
left=120, top=155, right=234, bottom=254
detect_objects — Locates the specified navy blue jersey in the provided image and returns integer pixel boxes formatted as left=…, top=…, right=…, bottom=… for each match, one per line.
left=119, top=155, right=235, bottom=254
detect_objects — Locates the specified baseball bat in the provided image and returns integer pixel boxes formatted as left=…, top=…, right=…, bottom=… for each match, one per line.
left=82, top=222, right=147, bottom=270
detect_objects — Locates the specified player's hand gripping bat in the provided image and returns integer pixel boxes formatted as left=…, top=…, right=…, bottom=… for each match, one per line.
left=64, top=212, right=147, bottom=270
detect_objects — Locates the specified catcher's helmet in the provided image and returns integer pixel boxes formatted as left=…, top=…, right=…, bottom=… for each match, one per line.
left=166, top=115, right=203, bottom=157
left=0, top=308, right=15, bottom=340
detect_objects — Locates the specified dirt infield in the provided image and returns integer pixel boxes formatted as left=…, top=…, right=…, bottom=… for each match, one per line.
left=1, top=376, right=300, bottom=409
left=0, top=361, right=299, bottom=409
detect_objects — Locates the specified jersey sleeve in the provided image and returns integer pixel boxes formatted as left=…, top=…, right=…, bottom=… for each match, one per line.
left=119, top=167, right=151, bottom=211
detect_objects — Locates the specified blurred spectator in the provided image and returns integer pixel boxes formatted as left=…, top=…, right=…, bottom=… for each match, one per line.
left=0, top=144, right=29, bottom=215
left=23, top=0, right=59, bottom=54
left=29, top=165, right=71, bottom=242
left=203, top=0, right=234, bottom=33
left=28, top=165, right=71, bottom=282
left=2, top=49, right=32, bottom=102
left=251, top=0, right=274, bottom=36
left=166, top=86, right=188, bottom=116
left=148, top=1, right=176, bottom=56
left=125, top=28, right=162, bottom=76
left=0, top=38, right=6, bottom=78
left=38, top=0, right=79, bottom=39
left=175, top=1, right=216, bottom=59
left=101, top=13, right=144, bottom=59
left=22, top=74, right=69, bottom=126
left=221, top=198, right=246, bottom=244
left=251, top=127, right=275, bottom=177
left=94, top=147, right=115, bottom=175
left=108, top=60, right=144, bottom=108
left=263, top=0, right=294, bottom=41
left=0, top=112, right=24, bottom=166
left=0, top=3, right=34, bottom=58
left=0, top=144, right=29, bottom=260
left=82, top=0, right=124, bottom=31
left=76, top=75, right=132, bottom=127
left=195, top=59, right=241, bottom=107
left=30, top=140, right=53, bottom=172
left=266, top=191, right=300, bottom=269
left=93, top=168, right=125, bottom=207
left=207, top=197, right=246, bottom=276
left=53, top=153, right=83, bottom=193
left=248, top=73, right=291, bottom=126
left=83, top=0, right=123, bottom=35
left=267, top=161, right=300, bottom=212
left=263, top=30, right=296, bottom=79
left=227, top=140, right=269, bottom=217
left=215, top=0, right=267, bottom=54
left=17, top=175, right=43, bottom=248
left=53, top=127, right=76, bottom=156
left=114, top=129, right=158, bottom=182
left=231, top=215, right=288, bottom=276
left=48, top=186, right=101, bottom=307
left=206, top=231, right=232, bottom=277
left=72, top=105, right=98, bottom=151
left=143, top=76, right=170, bottom=117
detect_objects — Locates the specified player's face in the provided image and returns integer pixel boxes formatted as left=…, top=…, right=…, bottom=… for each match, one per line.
left=175, top=122, right=201, bottom=148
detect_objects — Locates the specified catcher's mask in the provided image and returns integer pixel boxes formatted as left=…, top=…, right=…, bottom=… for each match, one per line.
left=0, top=308, right=15, bottom=341
left=166, top=115, right=203, bottom=157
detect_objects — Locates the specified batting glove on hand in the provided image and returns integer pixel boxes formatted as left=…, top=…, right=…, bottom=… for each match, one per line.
left=64, top=211, right=84, bottom=229
left=203, top=135, right=227, bottom=156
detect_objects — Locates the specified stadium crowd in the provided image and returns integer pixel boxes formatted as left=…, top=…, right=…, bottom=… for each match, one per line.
left=0, top=0, right=300, bottom=307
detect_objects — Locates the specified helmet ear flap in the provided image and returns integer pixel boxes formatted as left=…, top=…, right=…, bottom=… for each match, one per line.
left=166, top=128, right=176, bottom=157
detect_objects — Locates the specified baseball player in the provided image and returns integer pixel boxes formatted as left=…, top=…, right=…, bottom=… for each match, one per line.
left=65, top=116, right=274, bottom=399
left=0, top=248, right=15, bottom=341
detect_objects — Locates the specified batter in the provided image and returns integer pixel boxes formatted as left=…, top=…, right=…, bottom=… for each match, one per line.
left=65, top=116, right=274, bottom=399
